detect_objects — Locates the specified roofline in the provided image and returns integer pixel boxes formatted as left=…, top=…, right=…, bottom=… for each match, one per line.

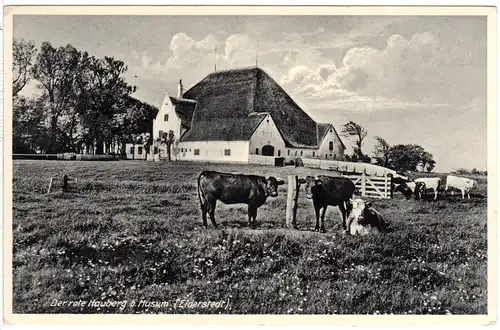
left=318, top=123, right=347, bottom=149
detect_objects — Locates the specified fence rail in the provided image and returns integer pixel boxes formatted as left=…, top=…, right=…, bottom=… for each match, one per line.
left=344, top=173, right=393, bottom=199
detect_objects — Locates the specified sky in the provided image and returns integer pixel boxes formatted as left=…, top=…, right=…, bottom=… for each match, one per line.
left=13, top=15, right=487, bottom=172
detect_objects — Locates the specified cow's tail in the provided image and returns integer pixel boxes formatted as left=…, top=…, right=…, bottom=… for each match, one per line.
left=197, top=171, right=207, bottom=209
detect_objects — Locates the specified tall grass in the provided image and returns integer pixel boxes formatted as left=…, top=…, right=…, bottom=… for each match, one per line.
left=11, top=160, right=488, bottom=314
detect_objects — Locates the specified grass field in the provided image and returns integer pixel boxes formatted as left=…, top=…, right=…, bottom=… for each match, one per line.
left=12, top=160, right=488, bottom=314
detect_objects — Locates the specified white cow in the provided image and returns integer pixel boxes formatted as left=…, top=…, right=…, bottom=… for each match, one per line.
left=445, top=175, right=478, bottom=199
left=414, top=177, right=441, bottom=200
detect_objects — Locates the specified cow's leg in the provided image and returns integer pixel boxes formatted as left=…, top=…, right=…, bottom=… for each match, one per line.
left=202, top=204, right=208, bottom=228
left=251, top=208, right=258, bottom=228
left=434, top=188, right=438, bottom=200
left=208, top=200, right=218, bottom=228
left=247, top=204, right=253, bottom=227
left=339, top=202, right=347, bottom=231
left=248, top=205, right=258, bottom=228
left=461, top=189, right=465, bottom=199
left=451, top=190, right=454, bottom=196
left=320, top=206, right=327, bottom=233
left=200, top=198, right=209, bottom=228
left=313, top=203, right=321, bottom=232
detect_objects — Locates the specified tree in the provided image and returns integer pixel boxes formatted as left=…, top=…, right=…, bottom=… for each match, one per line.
left=13, top=96, right=49, bottom=153
left=75, top=54, right=137, bottom=154
left=31, top=42, right=81, bottom=153
left=342, top=121, right=368, bottom=160
left=157, top=130, right=175, bottom=161
left=373, top=136, right=391, bottom=167
left=386, top=144, right=436, bottom=173
left=420, top=151, right=436, bottom=173
left=13, top=38, right=36, bottom=98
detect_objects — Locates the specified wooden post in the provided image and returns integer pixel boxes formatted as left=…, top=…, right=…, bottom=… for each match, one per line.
left=388, top=173, right=394, bottom=199
left=361, top=171, right=366, bottom=197
left=286, top=175, right=299, bottom=229
left=63, top=174, right=69, bottom=192
left=47, top=177, right=53, bottom=194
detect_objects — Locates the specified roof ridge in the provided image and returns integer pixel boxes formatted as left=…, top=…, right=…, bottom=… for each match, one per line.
left=208, top=66, right=260, bottom=76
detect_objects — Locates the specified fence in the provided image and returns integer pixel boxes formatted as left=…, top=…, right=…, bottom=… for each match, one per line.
left=13, top=153, right=122, bottom=161
left=343, top=172, right=393, bottom=199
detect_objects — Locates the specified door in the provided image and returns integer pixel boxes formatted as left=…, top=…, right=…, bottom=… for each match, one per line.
left=262, top=145, right=275, bottom=156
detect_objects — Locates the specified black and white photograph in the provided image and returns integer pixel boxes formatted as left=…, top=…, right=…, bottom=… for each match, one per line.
left=3, top=5, right=497, bottom=325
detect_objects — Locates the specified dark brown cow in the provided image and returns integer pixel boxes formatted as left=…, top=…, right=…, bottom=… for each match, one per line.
left=197, top=171, right=285, bottom=228
left=303, top=175, right=356, bottom=233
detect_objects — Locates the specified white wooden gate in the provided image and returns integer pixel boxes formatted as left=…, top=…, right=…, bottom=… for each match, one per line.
left=343, top=172, right=393, bottom=199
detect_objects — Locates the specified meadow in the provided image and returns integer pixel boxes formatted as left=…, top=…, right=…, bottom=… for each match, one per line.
left=11, top=160, right=488, bottom=314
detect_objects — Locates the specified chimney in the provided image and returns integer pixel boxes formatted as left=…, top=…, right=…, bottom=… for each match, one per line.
left=178, top=79, right=183, bottom=98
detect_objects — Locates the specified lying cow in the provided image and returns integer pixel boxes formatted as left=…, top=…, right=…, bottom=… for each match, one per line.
left=346, top=199, right=391, bottom=236
left=414, top=177, right=441, bottom=200
left=197, top=171, right=285, bottom=228
left=445, top=175, right=478, bottom=199
left=303, top=175, right=355, bottom=233
left=393, top=181, right=426, bottom=200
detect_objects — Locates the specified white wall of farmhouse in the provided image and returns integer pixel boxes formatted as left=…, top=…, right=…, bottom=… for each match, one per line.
left=178, top=141, right=250, bottom=163
left=152, top=93, right=182, bottom=141
left=316, top=128, right=345, bottom=160
left=248, top=114, right=287, bottom=157
left=285, top=148, right=316, bottom=159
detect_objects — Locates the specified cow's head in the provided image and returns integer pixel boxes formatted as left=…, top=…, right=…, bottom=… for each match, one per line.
left=265, top=176, right=285, bottom=197
left=394, top=183, right=412, bottom=200
left=303, top=176, right=322, bottom=199
left=349, top=198, right=369, bottom=223
left=414, top=182, right=426, bottom=199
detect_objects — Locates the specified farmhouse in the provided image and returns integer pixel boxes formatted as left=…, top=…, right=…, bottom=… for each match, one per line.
left=152, top=67, right=345, bottom=163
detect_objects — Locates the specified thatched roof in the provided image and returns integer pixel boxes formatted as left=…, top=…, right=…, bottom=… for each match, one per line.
left=169, top=96, right=196, bottom=129
left=180, top=67, right=342, bottom=148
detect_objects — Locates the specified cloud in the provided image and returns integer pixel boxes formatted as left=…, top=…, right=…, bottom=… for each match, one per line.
left=166, top=32, right=220, bottom=69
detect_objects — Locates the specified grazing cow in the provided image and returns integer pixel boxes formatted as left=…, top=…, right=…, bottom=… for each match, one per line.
left=346, top=199, right=391, bottom=235
left=197, top=171, right=285, bottom=228
left=445, top=175, right=478, bottom=199
left=303, top=175, right=356, bottom=232
left=414, top=177, right=441, bottom=200
left=393, top=181, right=425, bottom=200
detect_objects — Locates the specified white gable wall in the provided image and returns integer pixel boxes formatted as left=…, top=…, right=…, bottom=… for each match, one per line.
left=248, top=114, right=286, bottom=157
left=316, top=127, right=345, bottom=160
left=152, top=93, right=182, bottom=141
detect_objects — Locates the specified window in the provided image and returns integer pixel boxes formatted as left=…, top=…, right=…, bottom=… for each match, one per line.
left=329, top=141, right=334, bottom=151
left=194, top=149, right=200, bottom=156
left=255, top=148, right=259, bottom=155
left=313, top=151, right=315, bottom=157
left=300, top=151, right=303, bottom=156
left=295, top=151, right=298, bottom=156
left=138, top=147, right=143, bottom=155
left=287, top=150, right=290, bottom=156
left=130, top=147, right=134, bottom=154
left=154, top=146, right=158, bottom=154
left=224, top=149, right=231, bottom=156
left=333, top=154, right=337, bottom=160
left=325, top=154, right=328, bottom=159
left=164, top=114, right=169, bottom=121
left=278, top=150, right=281, bottom=156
